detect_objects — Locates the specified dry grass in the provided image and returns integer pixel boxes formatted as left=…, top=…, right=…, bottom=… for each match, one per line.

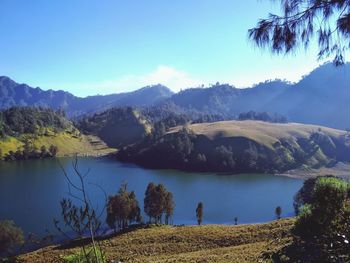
left=33, top=133, right=115, bottom=157
left=19, top=219, right=294, bottom=263
left=169, top=120, right=345, bottom=148
left=0, top=132, right=116, bottom=157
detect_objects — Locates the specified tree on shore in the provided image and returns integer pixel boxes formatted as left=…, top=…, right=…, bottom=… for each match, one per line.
left=196, top=202, right=203, bottom=225
left=275, top=206, right=282, bottom=220
left=49, top=145, right=58, bottom=157
left=270, top=176, right=350, bottom=262
left=144, top=183, right=174, bottom=224
left=144, top=183, right=156, bottom=223
left=54, top=157, right=106, bottom=263
left=0, top=220, right=24, bottom=257
left=249, top=0, right=350, bottom=65
left=106, top=182, right=141, bottom=232
left=164, top=192, right=175, bottom=225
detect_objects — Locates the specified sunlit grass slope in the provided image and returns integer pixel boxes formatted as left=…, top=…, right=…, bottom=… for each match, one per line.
left=20, top=219, right=294, bottom=263
left=0, top=130, right=115, bottom=157
left=169, top=120, right=346, bottom=149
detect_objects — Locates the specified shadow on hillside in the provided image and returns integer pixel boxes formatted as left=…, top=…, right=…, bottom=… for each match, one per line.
left=52, top=223, right=158, bottom=251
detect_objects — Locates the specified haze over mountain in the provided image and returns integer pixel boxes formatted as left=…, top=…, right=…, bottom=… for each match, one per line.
left=165, top=63, right=350, bottom=129
left=1, top=63, right=350, bottom=129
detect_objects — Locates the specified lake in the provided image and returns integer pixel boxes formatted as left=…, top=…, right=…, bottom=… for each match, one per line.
left=0, top=157, right=303, bottom=238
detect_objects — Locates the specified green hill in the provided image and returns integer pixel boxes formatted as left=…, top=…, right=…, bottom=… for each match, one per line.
left=0, top=107, right=115, bottom=159
left=0, top=132, right=114, bottom=158
left=78, top=107, right=152, bottom=148
left=117, top=120, right=350, bottom=175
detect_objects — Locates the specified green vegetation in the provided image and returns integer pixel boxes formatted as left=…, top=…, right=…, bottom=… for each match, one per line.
left=77, top=105, right=226, bottom=149
left=0, top=107, right=115, bottom=159
left=196, top=202, right=203, bottom=225
left=53, top=159, right=177, bottom=263
left=62, top=247, right=105, bottom=263
left=144, top=183, right=174, bottom=224
left=3, top=139, right=58, bottom=161
left=249, top=0, right=350, bottom=65
left=238, top=111, right=287, bottom=123
left=275, top=206, right=282, bottom=220
left=78, top=107, right=152, bottom=148
left=54, top=158, right=107, bottom=263
left=0, top=107, right=69, bottom=138
left=269, top=176, right=350, bottom=262
left=0, top=220, right=24, bottom=257
left=106, top=183, right=142, bottom=232
left=117, top=120, right=350, bottom=174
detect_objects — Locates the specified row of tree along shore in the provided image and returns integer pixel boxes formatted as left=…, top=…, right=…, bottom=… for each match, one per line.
left=1, top=142, right=58, bottom=161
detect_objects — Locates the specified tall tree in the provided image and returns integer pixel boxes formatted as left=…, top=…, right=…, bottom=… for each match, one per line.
left=144, top=182, right=157, bottom=223
left=106, top=183, right=141, bottom=231
left=164, top=192, right=175, bottom=225
left=128, top=191, right=142, bottom=224
left=275, top=206, right=282, bottom=220
left=154, top=184, right=167, bottom=223
left=144, top=182, right=174, bottom=224
left=40, top=145, right=48, bottom=158
left=249, top=0, right=350, bottom=65
left=0, top=220, right=24, bottom=256
left=196, top=202, right=204, bottom=225
left=49, top=145, right=58, bottom=157
left=282, top=177, right=350, bottom=262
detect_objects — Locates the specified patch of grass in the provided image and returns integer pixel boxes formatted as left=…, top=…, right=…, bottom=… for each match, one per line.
left=0, top=131, right=115, bottom=157
left=0, top=136, right=24, bottom=154
left=62, top=247, right=105, bottom=263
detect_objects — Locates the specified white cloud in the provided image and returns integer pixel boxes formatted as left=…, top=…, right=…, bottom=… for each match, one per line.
left=42, top=64, right=322, bottom=97
left=111, top=65, right=204, bottom=93
left=51, top=65, right=205, bottom=97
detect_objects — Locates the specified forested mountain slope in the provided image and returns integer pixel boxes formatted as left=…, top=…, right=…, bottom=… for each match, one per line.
left=0, top=77, right=173, bottom=117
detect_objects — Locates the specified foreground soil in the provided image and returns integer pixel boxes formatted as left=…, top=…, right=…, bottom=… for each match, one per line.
left=19, top=219, right=294, bottom=263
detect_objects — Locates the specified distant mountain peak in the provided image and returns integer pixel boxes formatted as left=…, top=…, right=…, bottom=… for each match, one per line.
left=0, top=76, right=17, bottom=86
left=0, top=77, right=174, bottom=116
left=137, top=84, right=174, bottom=95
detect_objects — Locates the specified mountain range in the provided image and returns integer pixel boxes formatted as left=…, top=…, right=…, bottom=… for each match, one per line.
left=0, top=77, right=174, bottom=117
left=1, top=62, right=350, bottom=129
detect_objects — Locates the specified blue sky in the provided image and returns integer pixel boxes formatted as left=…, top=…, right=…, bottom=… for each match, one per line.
left=0, top=0, right=332, bottom=97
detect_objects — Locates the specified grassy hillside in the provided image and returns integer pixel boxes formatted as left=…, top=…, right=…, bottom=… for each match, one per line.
left=118, top=120, right=350, bottom=175
left=0, top=130, right=115, bottom=157
left=19, top=219, right=294, bottom=262
left=169, top=120, right=346, bottom=149
left=0, top=107, right=116, bottom=158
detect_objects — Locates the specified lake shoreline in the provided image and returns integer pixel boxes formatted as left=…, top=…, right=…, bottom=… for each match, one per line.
left=114, top=154, right=350, bottom=180
left=277, top=162, right=350, bottom=180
